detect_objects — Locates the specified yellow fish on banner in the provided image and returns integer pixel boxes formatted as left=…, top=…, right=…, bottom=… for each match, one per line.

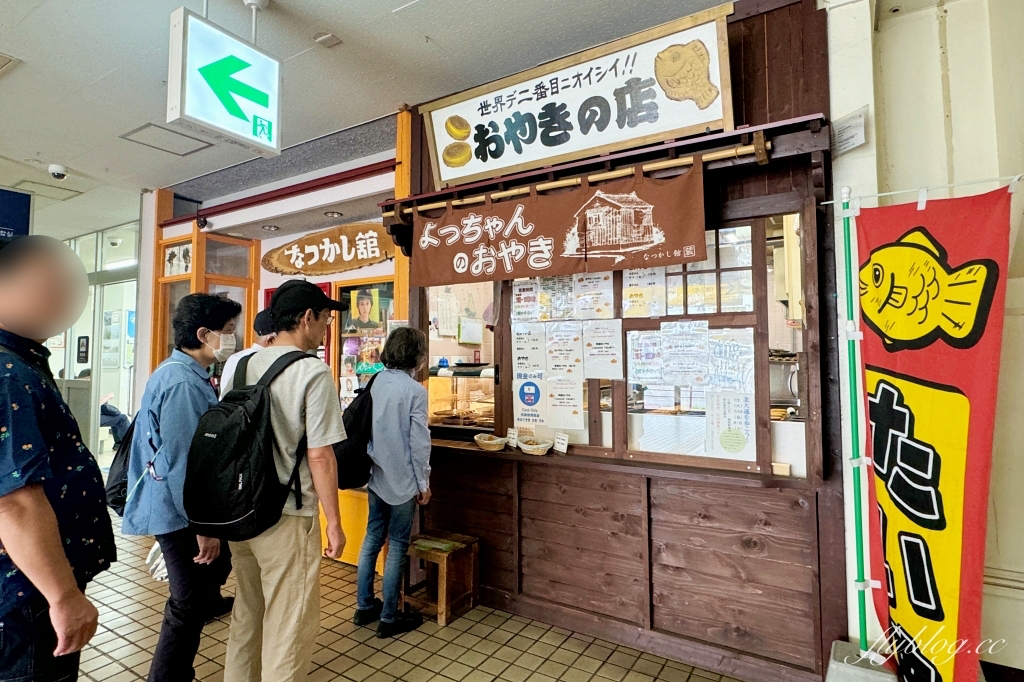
left=859, top=228, right=997, bottom=351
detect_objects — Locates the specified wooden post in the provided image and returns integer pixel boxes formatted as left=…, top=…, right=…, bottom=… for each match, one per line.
left=394, top=108, right=413, bottom=320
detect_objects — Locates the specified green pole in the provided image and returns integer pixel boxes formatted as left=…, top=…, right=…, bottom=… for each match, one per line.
left=841, top=186, right=870, bottom=653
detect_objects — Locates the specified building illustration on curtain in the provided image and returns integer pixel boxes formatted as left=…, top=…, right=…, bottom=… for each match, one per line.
left=564, top=190, right=666, bottom=261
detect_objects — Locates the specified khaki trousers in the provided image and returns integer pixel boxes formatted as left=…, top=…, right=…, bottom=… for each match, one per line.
left=224, top=514, right=322, bottom=682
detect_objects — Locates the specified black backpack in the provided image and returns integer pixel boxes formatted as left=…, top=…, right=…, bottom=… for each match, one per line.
left=183, top=350, right=316, bottom=541
left=334, top=372, right=379, bottom=490
left=104, top=416, right=137, bottom=516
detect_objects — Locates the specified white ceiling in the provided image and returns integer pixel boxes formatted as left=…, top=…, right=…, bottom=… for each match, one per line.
left=0, top=0, right=723, bottom=239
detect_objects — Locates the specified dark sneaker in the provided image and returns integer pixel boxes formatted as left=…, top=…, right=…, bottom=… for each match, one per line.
left=377, top=612, right=423, bottom=639
left=205, top=596, right=234, bottom=623
left=353, top=598, right=384, bottom=626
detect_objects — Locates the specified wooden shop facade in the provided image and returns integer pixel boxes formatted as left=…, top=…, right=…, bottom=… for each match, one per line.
left=382, top=2, right=844, bottom=681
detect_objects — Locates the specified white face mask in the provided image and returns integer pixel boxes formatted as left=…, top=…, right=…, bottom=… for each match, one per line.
left=206, top=332, right=236, bottom=363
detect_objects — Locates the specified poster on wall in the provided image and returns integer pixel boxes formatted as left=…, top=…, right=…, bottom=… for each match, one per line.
left=547, top=377, right=584, bottom=430
left=857, top=187, right=1011, bottom=682
left=707, top=327, right=754, bottom=393
left=623, top=267, right=667, bottom=318
left=538, top=275, right=576, bottom=321
left=101, top=311, right=121, bottom=369
left=512, top=279, right=540, bottom=321
left=513, top=322, right=546, bottom=373
left=582, top=319, right=623, bottom=380
left=262, top=222, right=395, bottom=276
left=410, top=166, right=705, bottom=287
left=705, top=391, right=756, bottom=461
left=574, top=272, right=615, bottom=319
left=627, top=330, right=663, bottom=384
left=419, top=6, right=733, bottom=188
left=661, top=320, right=708, bottom=387
left=513, top=373, right=546, bottom=427
left=545, top=321, right=584, bottom=377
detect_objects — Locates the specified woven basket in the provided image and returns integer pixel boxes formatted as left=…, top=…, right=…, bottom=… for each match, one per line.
left=474, top=434, right=507, bottom=452
left=518, top=438, right=553, bottom=456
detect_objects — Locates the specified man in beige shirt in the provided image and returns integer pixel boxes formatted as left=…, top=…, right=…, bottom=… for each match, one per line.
left=223, top=281, right=347, bottom=682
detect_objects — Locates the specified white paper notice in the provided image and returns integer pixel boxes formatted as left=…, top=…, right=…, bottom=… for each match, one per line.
left=708, top=327, right=755, bottom=393
left=546, top=322, right=584, bottom=378
left=437, top=290, right=459, bottom=337
left=553, top=432, right=570, bottom=454
left=538, top=275, right=576, bottom=321
left=513, top=323, right=547, bottom=373
left=573, top=272, right=614, bottom=320
left=582, top=319, right=623, bottom=380
left=512, top=279, right=540, bottom=322
left=661, top=320, right=709, bottom=387
left=622, top=267, right=667, bottom=318
left=831, top=105, right=868, bottom=157
left=547, top=377, right=584, bottom=430
left=506, top=428, right=519, bottom=448
left=514, top=374, right=546, bottom=427
left=627, top=330, right=664, bottom=384
left=705, top=391, right=756, bottom=461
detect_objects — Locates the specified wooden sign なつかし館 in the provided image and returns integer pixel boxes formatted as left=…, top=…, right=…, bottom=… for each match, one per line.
left=261, top=222, right=395, bottom=276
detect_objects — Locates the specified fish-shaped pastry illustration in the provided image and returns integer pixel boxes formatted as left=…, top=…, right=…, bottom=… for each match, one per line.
left=859, top=227, right=998, bottom=351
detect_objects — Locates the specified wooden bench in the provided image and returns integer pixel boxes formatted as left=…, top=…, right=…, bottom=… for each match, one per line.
left=401, top=531, right=478, bottom=626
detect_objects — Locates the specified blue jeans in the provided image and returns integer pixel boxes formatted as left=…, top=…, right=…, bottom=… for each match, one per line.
left=0, top=593, right=80, bottom=682
left=357, top=490, right=417, bottom=624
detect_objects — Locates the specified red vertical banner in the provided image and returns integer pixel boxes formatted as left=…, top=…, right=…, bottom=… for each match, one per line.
left=856, top=188, right=1011, bottom=682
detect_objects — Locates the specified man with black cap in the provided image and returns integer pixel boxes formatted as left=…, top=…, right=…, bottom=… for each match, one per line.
left=219, top=308, right=277, bottom=397
left=223, top=280, right=348, bottom=682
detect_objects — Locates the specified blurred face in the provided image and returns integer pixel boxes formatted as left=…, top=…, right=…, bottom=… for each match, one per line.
left=0, top=238, right=88, bottom=341
left=357, top=298, right=372, bottom=321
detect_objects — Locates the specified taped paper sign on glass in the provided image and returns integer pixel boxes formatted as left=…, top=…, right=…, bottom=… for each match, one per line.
left=419, top=7, right=733, bottom=187
left=410, top=166, right=705, bottom=287
left=857, top=188, right=1010, bottom=682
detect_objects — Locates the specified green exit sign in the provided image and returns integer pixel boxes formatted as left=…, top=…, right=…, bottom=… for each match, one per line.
left=166, top=7, right=281, bottom=157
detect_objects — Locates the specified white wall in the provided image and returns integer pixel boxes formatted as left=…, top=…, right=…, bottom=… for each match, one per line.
left=828, top=0, right=1024, bottom=657
left=134, top=191, right=156, bottom=413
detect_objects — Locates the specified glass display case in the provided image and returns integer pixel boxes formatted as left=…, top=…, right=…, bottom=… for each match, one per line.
left=427, top=366, right=496, bottom=432
left=337, top=279, right=394, bottom=409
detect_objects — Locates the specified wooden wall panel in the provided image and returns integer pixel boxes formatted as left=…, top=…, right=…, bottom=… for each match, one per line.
left=519, top=464, right=646, bottom=624
left=650, top=479, right=818, bottom=668
left=422, top=455, right=516, bottom=593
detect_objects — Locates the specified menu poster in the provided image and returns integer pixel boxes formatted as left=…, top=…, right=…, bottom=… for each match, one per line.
left=538, top=275, right=576, bottom=321
left=514, top=374, right=547, bottom=427
left=546, top=322, right=584, bottom=377
left=513, top=322, right=547, bottom=373
left=627, top=330, right=664, bottom=384
left=708, top=327, right=755, bottom=393
left=706, top=391, right=756, bottom=461
left=547, top=377, right=585, bottom=430
left=667, top=264, right=685, bottom=315
left=582, top=319, right=623, bottom=380
left=661, top=320, right=709, bottom=387
left=437, top=289, right=459, bottom=337
left=573, top=272, right=614, bottom=320
left=622, top=267, right=667, bottom=318
left=512, top=279, right=540, bottom=322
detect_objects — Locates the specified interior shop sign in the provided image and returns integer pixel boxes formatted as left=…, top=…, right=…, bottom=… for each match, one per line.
left=167, top=7, right=282, bottom=157
left=420, top=5, right=733, bottom=188
left=410, top=163, right=704, bottom=287
left=262, top=222, right=394, bottom=276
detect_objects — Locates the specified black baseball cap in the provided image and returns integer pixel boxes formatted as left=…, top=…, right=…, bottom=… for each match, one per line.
left=270, top=280, right=346, bottom=320
left=253, top=309, right=276, bottom=336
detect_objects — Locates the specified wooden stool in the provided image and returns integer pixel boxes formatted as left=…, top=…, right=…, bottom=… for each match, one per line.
left=401, top=531, right=479, bottom=626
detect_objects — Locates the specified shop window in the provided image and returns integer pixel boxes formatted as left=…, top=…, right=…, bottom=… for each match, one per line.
left=338, top=280, right=394, bottom=410
left=206, top=238, right=250, bottom=278
left=426, top=283, right=496, bottom=436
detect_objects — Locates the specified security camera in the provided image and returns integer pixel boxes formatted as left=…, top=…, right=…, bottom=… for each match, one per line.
left=48, top=164, right=68, bottom=181
left=108, top=238, right=123, bottom=248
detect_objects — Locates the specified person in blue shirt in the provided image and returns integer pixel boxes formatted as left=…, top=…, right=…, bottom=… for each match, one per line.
left=122, top=293, right=241, bottom=682
left=0, top=236, right=116, bottom=682
left=353, top=327, right=432, bottom=638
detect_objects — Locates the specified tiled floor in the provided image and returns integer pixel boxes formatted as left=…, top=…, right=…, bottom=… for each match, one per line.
left=79, top=517, right=745, bottom=682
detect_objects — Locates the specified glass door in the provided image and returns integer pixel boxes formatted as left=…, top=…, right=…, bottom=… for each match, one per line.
left=94, top=280, right=137, bottom=466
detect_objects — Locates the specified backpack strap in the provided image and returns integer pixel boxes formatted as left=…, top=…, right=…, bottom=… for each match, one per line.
left=257, top=351, right=317, bottom=387
left=234, top=352, right=255, bottom=391
left=255, top=350, right=319, bottom=510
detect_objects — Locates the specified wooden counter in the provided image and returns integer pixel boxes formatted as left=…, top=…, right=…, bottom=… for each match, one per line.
left=422, top=439, right=827, bottom=682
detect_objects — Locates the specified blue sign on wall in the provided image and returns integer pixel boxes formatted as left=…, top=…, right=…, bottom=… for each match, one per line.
left=0, top=188, right=32, bottom=238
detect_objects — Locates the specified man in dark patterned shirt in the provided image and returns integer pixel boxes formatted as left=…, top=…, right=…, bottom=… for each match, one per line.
left=0, top=236, right=116, bottom=681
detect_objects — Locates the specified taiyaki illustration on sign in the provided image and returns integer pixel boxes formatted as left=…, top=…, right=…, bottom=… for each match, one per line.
left=859, top=227, right=998, bottom=351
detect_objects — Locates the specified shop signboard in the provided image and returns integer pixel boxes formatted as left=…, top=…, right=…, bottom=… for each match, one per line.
left=261, top=222, right=395, bottom=276
left=167, top=7, right=281, bottom=157
left=411, top=163, right=704, bottom=287
left=0, top=186, right=32, bottom=237
left=420, top=4, right=733, bottom=188
left=857, top=188, right=1011, bottom=682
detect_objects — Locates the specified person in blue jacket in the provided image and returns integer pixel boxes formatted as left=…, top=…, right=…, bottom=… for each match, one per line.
left=122, top=293, right=241, bottom=682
